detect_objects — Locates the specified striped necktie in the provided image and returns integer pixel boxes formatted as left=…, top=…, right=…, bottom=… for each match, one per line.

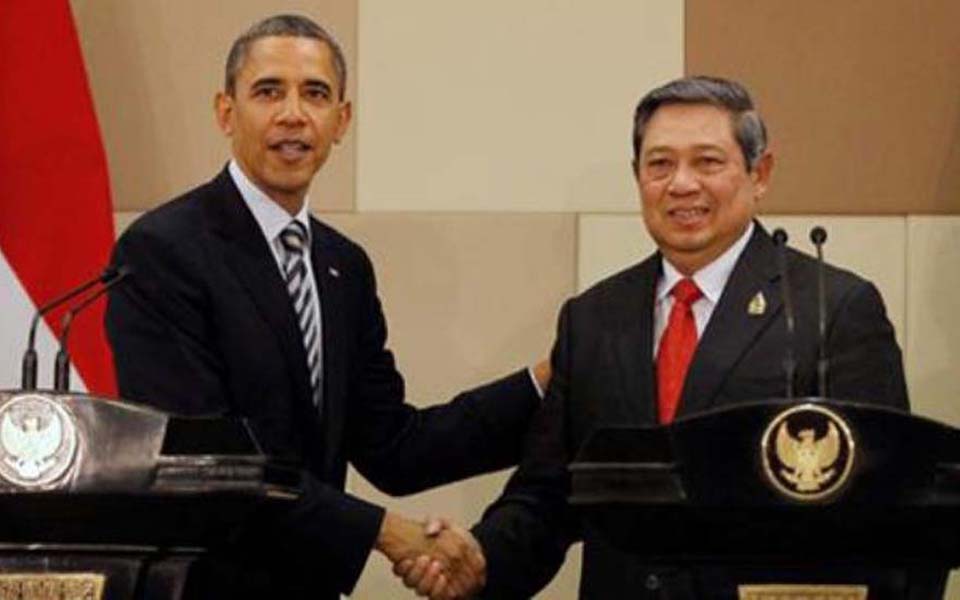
left=279, top=220, right=323, bottom=410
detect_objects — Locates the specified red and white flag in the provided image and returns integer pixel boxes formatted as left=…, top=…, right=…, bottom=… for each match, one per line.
left=0, top=1, right=116, bottom=395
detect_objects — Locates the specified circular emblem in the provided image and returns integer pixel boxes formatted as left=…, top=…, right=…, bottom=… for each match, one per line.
left=761, top=404, right=855, bottom=501
left=0, top=394, right=79, bottom=489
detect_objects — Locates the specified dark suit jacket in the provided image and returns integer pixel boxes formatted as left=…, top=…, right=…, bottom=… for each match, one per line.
left=106, top=168, right=540, bottom=598
left=473, top=224, right=914, bottom=599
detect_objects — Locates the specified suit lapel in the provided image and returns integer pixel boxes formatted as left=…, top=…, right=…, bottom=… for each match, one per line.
left=309, top=220, right=348, bottom=474
left=205, top=169, right=314, bottom=406
left=611, top=256, right=660, bottom=424
left=679, top=225, right=783, bottom=416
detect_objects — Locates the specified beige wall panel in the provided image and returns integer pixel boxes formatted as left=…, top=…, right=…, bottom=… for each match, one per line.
left=71, top=0, right=357, bottom=212
left=357, top=0, right=683, bottom=213
left=906, top=217, right=960, bottom=598
left=577, top=215, right=906, bottom=347
left=318, top=213, right=577, bottom=598
left=686, top=0, right=960, bottom=215
left=577, top=213, right=658, bottom=292
left=322, top=213, right=575, bottom=379
left=905, top=217, right=960, bottom=425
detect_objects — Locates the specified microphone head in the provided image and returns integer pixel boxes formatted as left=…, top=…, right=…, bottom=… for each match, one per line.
left=772, top=228, right=789, bottom=245
left=809, top=226, right=828, bottom=245
left=100, top=265, right=119, bottom=282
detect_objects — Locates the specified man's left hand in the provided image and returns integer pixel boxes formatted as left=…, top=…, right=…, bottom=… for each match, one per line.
left=393, top=523, right=486, bottom=600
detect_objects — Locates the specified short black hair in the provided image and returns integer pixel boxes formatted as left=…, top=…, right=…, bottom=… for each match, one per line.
left=224, top=14, right=347, bottom=99
left=632, top=76, right=768, bottom=171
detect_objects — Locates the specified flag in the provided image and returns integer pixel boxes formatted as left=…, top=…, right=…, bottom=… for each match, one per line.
left=0, top=1, right=116, bottom=395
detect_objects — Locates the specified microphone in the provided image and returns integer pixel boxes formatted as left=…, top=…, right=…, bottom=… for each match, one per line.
left=772, top=228, right=796, bottom=399
left=53, top=266, right=131, bottom=393
left=21, top=266, right=119, bottom=390
left=810, top=226, right=829, bottom=397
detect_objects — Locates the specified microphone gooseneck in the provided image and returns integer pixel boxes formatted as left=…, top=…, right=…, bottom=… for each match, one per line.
left=810, top=226, right=829, bottom=397
left=53, top=266, right=130, bottom=393
left=772, top=228, right=796, bottom=399
left=20, top=266, right=118, bottom=390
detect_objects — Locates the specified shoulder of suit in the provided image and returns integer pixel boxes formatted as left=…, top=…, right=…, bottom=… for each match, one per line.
left=116, top=174, right=222, bottom=252
left=307, top=214, right=376, bottom=276
left=308, top=215, right=366, bottom=252
left=570, top=254, right=658, bottom=307
left=785, top=245, right=869, bottom=294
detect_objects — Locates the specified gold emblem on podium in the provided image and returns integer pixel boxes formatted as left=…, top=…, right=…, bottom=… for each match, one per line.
left=0, top=573, right=104, bottom=600
left=761, top=404, right=855, bottom=501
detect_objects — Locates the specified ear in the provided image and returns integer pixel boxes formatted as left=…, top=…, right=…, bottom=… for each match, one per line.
left=214, top=91, right=234, bottom=136
left=630, top=156, right=643, bottom=195
left=750, top=151, right=774, bottom=200
left=333, top=100, right=353, bottom=144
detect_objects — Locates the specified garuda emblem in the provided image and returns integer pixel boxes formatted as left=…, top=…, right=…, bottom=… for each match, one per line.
left=0, top=394, right=78, bottom=489
left=761, top=404, right=855, bottom=501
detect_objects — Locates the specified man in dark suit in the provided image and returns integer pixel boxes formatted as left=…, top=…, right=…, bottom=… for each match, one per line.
left=106, top=14, right=547, bottom=600
left=399, top=77, right=911, bottom=598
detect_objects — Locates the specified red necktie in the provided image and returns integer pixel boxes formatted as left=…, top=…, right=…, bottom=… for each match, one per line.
left=657, top=278, right=703, bottom=424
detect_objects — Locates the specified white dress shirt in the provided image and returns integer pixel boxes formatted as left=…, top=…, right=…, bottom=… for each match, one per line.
left=653, top=222, right=755, bottom=354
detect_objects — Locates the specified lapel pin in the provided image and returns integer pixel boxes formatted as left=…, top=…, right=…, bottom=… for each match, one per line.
left=328, top=267, right=340, bottom=278
left=747, top=291, right=766, bottom=316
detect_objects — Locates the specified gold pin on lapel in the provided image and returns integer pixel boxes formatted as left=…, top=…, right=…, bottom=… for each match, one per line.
left=328, top=267, right=340, bottom=278
left=748, top=291, right=767, bottom=316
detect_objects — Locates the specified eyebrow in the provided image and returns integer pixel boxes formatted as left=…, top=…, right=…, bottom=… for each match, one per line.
left=643, top=143, right=726, bottom=156
left=250, top=77, right=283, bottom=89
left=249, top=77, right=333, bottom=94
left=692, top=144, right=726, bottom=153
left=303, top=79, right=333, bottom=94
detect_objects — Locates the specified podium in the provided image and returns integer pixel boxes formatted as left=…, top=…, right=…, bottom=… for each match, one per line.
left=0, top=390, right=301, bottom=600
left=569, top=399, right=960, bottom=599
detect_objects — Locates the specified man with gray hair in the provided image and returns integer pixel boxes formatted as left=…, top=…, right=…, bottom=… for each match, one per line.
left=399, top=76, right=910, bottom=598
left=107, top=13, right=547, bottom=599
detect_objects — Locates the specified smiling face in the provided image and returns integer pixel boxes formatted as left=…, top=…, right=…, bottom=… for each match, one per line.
left=636, top=102, right=772, bottom=275
left=215, top=35, right=352, bottom=214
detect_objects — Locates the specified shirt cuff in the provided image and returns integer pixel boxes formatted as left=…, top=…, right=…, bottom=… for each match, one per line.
left=526, top=367, right=545, bottom=399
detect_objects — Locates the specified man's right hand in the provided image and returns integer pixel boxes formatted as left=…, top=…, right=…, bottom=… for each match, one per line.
left=376, top=512, right=486, bottom=599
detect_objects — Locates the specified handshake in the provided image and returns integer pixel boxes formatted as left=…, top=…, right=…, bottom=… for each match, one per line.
left=376, top=512, right=486, bottom=600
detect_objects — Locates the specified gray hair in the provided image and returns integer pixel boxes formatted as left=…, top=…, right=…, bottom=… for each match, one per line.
left=224, top=14, right=347, bottom=100
left=632, top=76, right=768, bottom=171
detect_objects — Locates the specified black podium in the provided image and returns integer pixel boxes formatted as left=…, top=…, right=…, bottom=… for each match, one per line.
left=570, top=399, right=960, bottom=599
left=0, top=390, right=301, bottom=600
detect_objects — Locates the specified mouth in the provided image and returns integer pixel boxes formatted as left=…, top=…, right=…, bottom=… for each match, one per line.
left=268, top=140, right=313, bottom=161
left=666, top=206, right=710, bottom=226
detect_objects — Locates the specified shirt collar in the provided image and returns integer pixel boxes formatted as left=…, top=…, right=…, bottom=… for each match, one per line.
left=228, top=159, right=311, bottom=244
left=657, top=221, right=755, bottom=304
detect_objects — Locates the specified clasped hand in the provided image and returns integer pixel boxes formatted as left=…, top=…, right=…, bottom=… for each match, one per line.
left=376, top=512, right=485, bottom=599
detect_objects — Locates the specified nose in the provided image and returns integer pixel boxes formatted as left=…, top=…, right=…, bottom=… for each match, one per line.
left=277, top=93, right=307, bottom=125
left=667, top=162, right=700, bottom=196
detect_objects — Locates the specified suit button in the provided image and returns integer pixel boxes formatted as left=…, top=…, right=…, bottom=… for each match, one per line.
left=645, top=574, right=661, bottom=590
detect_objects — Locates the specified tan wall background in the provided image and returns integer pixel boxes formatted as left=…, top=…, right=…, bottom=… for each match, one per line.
left=89, top=0, right=959, bottom=597
left=687, top=0, right=960, bottom=215
left=356, top=0, right=683, bottom=213
left=70, top=0, right=357, bottom=212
